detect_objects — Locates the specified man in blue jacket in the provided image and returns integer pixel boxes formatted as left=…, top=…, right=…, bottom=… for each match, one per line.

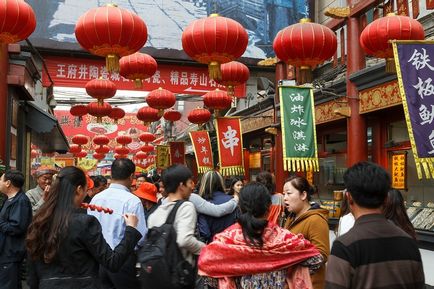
left=0, top=170, right=32, bottom=289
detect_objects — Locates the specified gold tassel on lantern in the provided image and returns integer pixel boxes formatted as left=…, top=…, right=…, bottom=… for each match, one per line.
left=106, top=54, right=120, bottom=73
left=208, top=61, right=222, bottom=80
left=385, top=58, right=396, bottom=73
left=134, top=79, right=143, bottom=89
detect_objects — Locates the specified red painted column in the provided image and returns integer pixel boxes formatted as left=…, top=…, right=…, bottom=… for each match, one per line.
left=0, top=44, right=8, bottom=164
left=274, top=62, right=288, bottom=192
left=346, top=13, right=367, bottom=166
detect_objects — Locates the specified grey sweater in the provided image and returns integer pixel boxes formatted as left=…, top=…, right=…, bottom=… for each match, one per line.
left=147, top=201, right=205, bottom=265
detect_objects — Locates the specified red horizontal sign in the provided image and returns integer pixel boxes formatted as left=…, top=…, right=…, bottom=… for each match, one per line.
left=43, top=56, right=246, bottom=96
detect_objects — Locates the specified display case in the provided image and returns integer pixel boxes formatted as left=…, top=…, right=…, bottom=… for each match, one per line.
left=407, top=202, right=434, bottom=232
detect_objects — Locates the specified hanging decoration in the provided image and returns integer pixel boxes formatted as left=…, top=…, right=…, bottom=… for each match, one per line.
left=136, top=106, right=161, bottom=126
left=203, top=89, right=232, bottom=116
left=71, top=134, right=88, bottom=147
left=87, top=102, right=112, bottom=123
left=215, top=61, right=250, bottom=98
left=116, top=135, right=133, bottom=146
left=279, top=86, right=319, bottom=172
left=114, top=146, right=130, bottom=155
left=119, top=52, right=158, bottom=88
left=74, top=151, right=88, bottom=159
left=412, top=0, right=420, bottom=18
left=93, top=153, right=106, bottom=160
left=189, top=131, right=214, bottom=173
left=188, top=107, right=211, bottom=127
left=114, top=153, right=128, bottom=159
left=31, top=149, right=39, bottom=159
left=182, top=14, right=248, bottom=80
left=215, top=117, right=244, bottom=176
left=85, top=78, right=117, bottom=105
left=360, top=13, right=424, bottom=73
left=0, top=0, right=36, bottom=44
left=109, top=107, right=125, bottom=124
left=273, top=19, right=337, bottom=84
left=139, top=132, right=156, bottom=143
left=169, top=142, right=185, bottom=165
left=75, top=4, right=147, bottom=73
left=95, top=145, right=110, bottom=154
left=69, top=144, right=82, bottom=154
left=136, top=151, right=148, bottom=160
left=163, top=109, right=182, bottom=122
left=146, top=87, right=176, bottom=116
left=392, top=41, right=434, bottom=179
left=70, top=105, right=88, bottom=122
left=384, top=0, right=394, bottom=16
left=156, top=145, right=170, bottom=170
left=140, top=144, right=155, bottom=153
left=93, top=134, right=109, bottom=146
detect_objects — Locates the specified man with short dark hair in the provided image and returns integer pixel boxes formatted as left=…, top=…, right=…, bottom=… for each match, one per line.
left=83, top=175, right=108, bottom=203
left=325, top=162, right=424, bottom=289
left=148, top=165, right=205, bottom=266
left=0, top=170, right=32, bottom=289
left=88, top=159, right=146, bottom=289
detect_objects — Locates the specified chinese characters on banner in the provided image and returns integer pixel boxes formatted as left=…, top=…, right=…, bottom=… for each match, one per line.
left=189, top=131, right=214, bottom=173
left=279, top=86, right=319, bottom=172
left=169, top=142, right=185, bottom=165
left=391, top=152, right=407, bottom=189
left=135, top=155, right=156, bottom=172
left=215, top=117, right=245, bottom=176
left=156, top=145, right=170, bottom=170
left=393, top=41, right=434, bottom=178
left=43, top=56, right=246, bottom=96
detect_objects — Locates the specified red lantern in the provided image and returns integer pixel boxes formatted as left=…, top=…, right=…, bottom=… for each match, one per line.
left=182, top=14, right=248, bottom=79
left=109, top=107, right=125, bottom=124
left=146, top=87, right=176, bottom=115
left=114, top=153, right=128, bottom=159
left=87, top=102, right=112, bottom=123
left=273, top=19, right=337, bottom=84
left=70, top=105, right=88, bottom=121
left=85, top=78, right=117, bottom=105
left=163, top=109, right=182, bottom=122
left=215, top=61, right=250, bottom=98
left=95, top=145, right=110, bottom=154
left=116, top=135, right=132, bottom=145
left=203, top=89, right=232, bottom=114
left=93, top=135, right=110, bottom=146
left=0, top=0, right=36, bottom=44
left=360, top=14, right=424, bottom=72
left=115, top=146, right=130, bottom=155
left=75, top=4, right=147, bottom=73
left=69, top=144, right=82, bottom=154
left=72, top=134, right=88, bottom=146
left=135, top=151, right=147, bottom=160
left=137, top=106, right=161, bottom=125
left=140, top=144, right=154, bottom=153
left=119, top=53, right=158, bottom=88
left=139, top=132, right=156, bottom=143
left=187, top=108, right=211, bottom=125
left=93, top=153, right=106, bottom=160
left=74, top=151, right=88, bottom=158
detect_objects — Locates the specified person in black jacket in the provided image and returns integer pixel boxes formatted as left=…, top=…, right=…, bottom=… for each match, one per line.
left=26, top=166, right=142, bottom=289
left=0, top=170, right=32, bottom=289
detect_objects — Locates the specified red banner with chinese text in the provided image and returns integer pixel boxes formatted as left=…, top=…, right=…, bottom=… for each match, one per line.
left=427, top=0, right=434, bottom=9
left=397, top=0, right=409, bottom=15
left=215, top=117, right=244, bottom=176
left=189, top=131, right=213, bottom=173
left=43, top=56, right=246, bottom=97
left=170, top=142, right=185, bottom=165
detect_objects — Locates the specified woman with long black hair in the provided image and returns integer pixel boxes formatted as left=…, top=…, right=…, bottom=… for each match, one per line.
left=26, top=166, right=142, bottom=289
left=198, top=182, right=322, bottom=289
left=383, top=189, right=417, bottom=239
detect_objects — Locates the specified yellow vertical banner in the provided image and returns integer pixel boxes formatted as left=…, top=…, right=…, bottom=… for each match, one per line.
left=391, top=152, right=407, bottom=190
left=156, top=145, right=170, bottom=170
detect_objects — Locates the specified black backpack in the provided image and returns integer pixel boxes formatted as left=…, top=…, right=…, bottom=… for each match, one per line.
left=138, top=200, right=196, bottom=289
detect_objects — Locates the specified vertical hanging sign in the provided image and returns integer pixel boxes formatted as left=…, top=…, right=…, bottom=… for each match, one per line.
left=190, top=131, right=214, bottom=173
left=393, top=41, right=434, bottom=178
left=215, top=117, right=245, bottom=176
left=412, top=0, right=420, bottom=19
left=391, top=152, right=407, bottom=189
left=397, top=0, right=409, bottom=15
left=279, top=86, right=319, bottom=172
left=156, top=145, right=170, bottom=170
left=169, top=141, right=185, bottom=165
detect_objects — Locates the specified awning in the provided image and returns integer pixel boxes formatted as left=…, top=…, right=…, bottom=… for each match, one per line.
left=25, top=102, right=69, bottom=153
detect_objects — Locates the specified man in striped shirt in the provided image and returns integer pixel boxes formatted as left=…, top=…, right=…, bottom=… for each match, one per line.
left=325, top=162, right=424, bottom=289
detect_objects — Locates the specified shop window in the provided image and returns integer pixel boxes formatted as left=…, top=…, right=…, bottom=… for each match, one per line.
left=388, top=120, right=410, bottom=143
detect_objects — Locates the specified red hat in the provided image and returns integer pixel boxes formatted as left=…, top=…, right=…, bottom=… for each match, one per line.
left=134, top=182, right=157, bottom=203
left=86, top=174, right=94, bottom=190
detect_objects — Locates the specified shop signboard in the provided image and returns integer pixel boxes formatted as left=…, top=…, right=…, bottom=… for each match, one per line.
left=393, top=41, right=434, bottom=178
left=189, top=131, right=214, bottom=173
left=391, top=152, right=407, bottom=190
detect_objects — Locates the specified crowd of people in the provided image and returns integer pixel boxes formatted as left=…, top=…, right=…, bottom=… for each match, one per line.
left=0, top=160, right=425, bottom=289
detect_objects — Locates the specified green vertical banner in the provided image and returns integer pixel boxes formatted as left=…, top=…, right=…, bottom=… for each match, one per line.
left=279, top=85, right=319, bottom=172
